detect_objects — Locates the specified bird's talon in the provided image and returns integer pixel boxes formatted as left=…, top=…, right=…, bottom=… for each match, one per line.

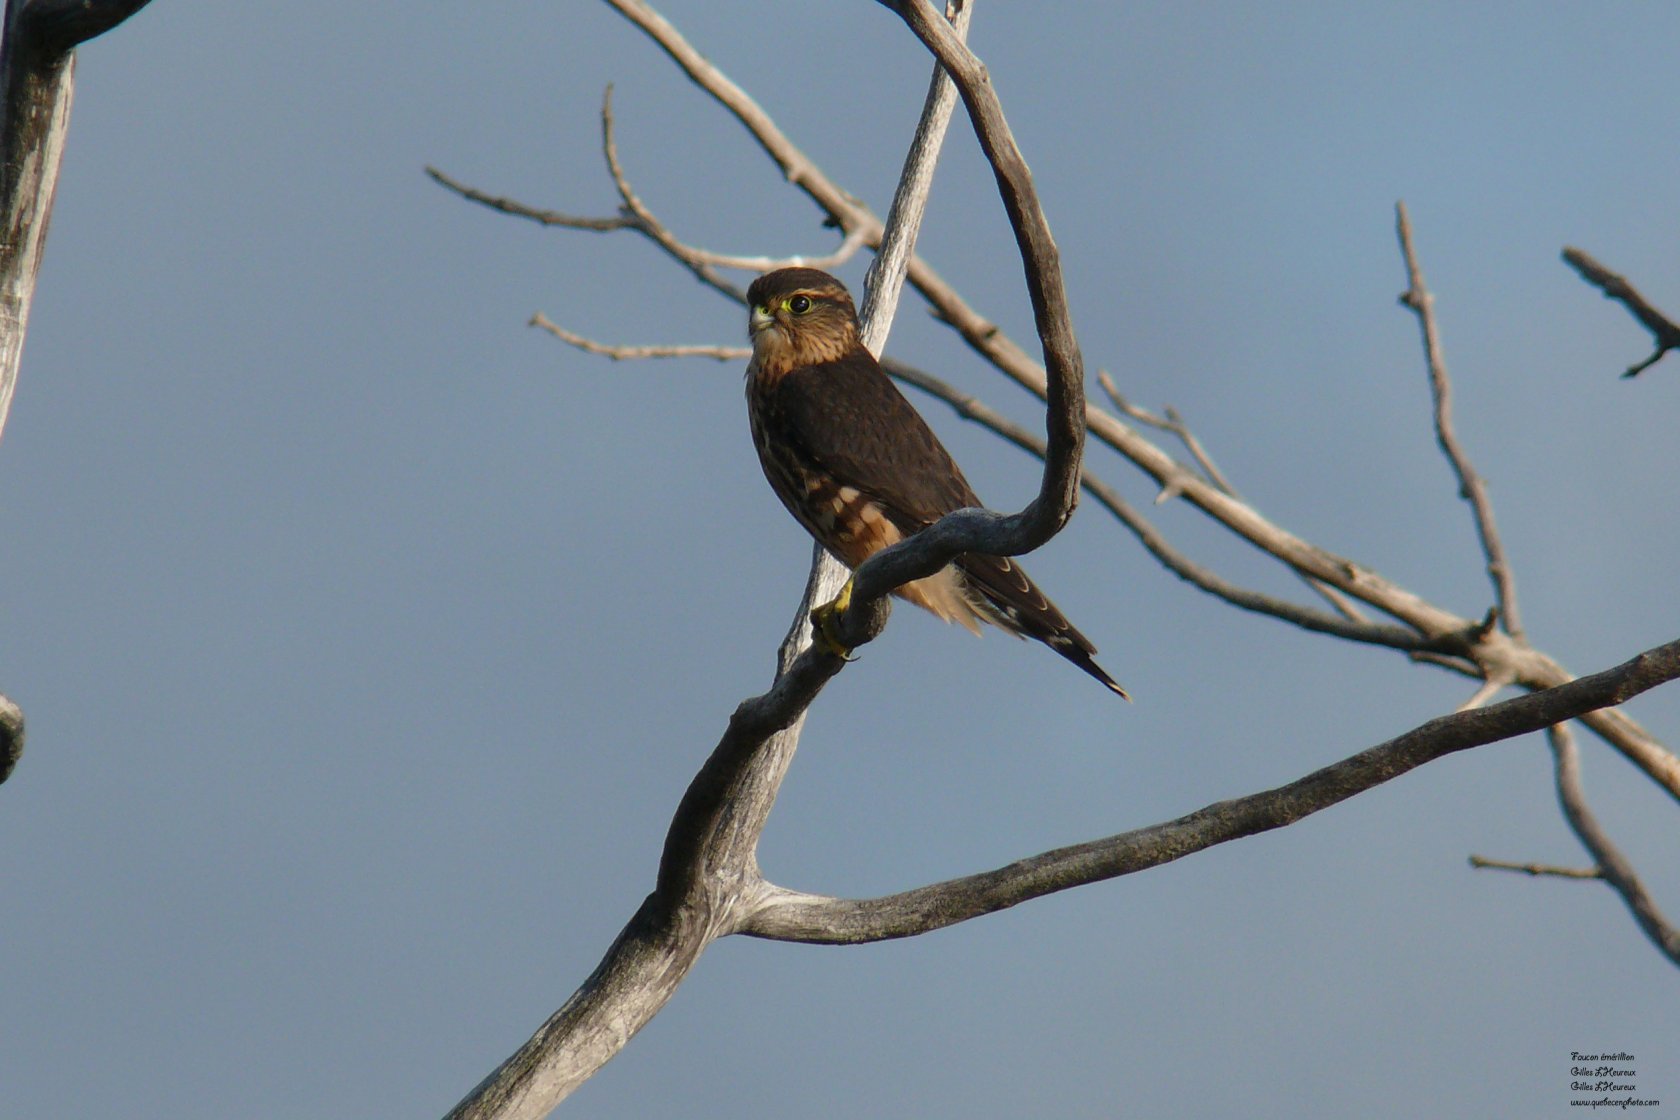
left=810, top=580, right=856, bottom=660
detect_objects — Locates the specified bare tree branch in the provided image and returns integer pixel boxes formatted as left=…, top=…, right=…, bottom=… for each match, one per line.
left=1396, top=202, right=1523, bottom=640
left=1, top=0, right=155, bottom=783
left=595, top=84, right=869, bottom=299
left=423, top=165, right=635, bottom=233
left=1096, top=369, right=1373, bottom=626
left=1548, top=723, right=1680, bottom=966
left=2, top=0, right=156, bottom=436
left=1468, top=855, right=1602, bottom=880
left=1097, top=371, right=1236, bottom=495
left=1, top=1, right=72, bottom=442
left=1562, top=245, right=1680, bottom=379
left=737, top=637, right=1680, bottom=944
left=1455, top=676, right=1509, bottom=712
left=528, top=312, right=746, bottom=362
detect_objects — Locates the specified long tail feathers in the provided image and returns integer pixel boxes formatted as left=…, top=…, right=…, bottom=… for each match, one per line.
left=1045, top=636, right=1130, bottom=700
left=955, top=554, right=1129, bottom=700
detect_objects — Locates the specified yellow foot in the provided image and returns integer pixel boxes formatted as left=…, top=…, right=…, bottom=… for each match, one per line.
left=809, top=577, right=857, bottom=660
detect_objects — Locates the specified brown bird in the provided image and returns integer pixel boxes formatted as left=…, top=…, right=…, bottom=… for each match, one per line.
left=744, top=267, right=1126, bottom=698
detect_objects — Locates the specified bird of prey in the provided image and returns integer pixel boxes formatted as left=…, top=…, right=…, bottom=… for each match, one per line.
left=743, top=266, right=1126, bottom=698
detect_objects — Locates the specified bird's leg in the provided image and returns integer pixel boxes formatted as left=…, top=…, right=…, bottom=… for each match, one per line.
left=809, top=576, right=858, bottom=660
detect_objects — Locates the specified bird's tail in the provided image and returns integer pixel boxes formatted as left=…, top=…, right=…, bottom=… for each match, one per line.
left=956, top=554, right=1129, bottom=700
left=1041, top=633, right=1130, bottom=700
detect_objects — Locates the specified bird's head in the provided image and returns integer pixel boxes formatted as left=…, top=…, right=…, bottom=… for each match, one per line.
left=746, top=267, right=860, bottom=372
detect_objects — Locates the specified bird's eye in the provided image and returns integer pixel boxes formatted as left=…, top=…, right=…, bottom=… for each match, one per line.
left=787, top=295, right=813, bottom=315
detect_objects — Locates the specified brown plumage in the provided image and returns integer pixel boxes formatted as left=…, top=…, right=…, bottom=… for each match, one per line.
left=744, top=266, right=1126, bottom=698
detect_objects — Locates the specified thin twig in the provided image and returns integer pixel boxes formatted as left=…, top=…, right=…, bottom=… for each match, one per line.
left=423, top=166, right=634, bottom=232
left=1098, top=370, right=1370, bottom=625
left=1097, top=371, right=1235, bottom=493
left=598, top=86, right=865, bottom=301
left=1467, top=855, right=1602, bottom=880
left=528, top=312, right=746, bottom=361
left=1562, top=246, right=1680, bottom=379
left=1396, top=201, right=1523, bottom=641
left=1549, top=724, right=1680, bottom=965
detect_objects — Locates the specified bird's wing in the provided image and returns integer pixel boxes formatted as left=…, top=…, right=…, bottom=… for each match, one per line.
left=773, top=352, right=980, bottom=529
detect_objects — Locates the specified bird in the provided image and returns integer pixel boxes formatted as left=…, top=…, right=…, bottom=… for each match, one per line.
left=743, top=266, right=1126, bottom=698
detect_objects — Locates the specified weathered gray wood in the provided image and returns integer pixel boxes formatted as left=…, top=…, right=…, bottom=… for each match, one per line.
left=0, top=0, right=152, bottom=442
left=0, top=0, right=155, bottom=782
left=738, top=637, right=1680, bottom=943
left=0, top=0, right=72, bottom=443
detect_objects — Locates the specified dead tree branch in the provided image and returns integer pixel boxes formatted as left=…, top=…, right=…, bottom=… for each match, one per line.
left=739, top=637, right=1680, bottom=943
left=528, top=312, right=745, bottom=362
left=1, top=0, right=156, bottom=786
left=1, top=0, right=154, bottom=443
left=1397, top=202, right=1523, bottom=641
left=1468, top=855, right=1602, bottom=880
left=1548, top=724, right=1680, bottom=965
left=1562, top=246, right=1680, bottom=379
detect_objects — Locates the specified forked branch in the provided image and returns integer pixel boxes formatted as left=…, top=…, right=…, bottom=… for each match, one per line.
left=740, top=637, right=1680, bottom=943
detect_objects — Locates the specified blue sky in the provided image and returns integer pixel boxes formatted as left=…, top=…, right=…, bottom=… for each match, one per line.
left=2, top=3, right=1677, bottom=1117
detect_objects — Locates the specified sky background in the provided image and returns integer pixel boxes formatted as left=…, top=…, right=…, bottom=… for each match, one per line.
left=3, top=2, right=1678, bottom=1117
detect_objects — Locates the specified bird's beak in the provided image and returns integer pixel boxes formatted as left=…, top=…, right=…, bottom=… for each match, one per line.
left=748, top=305, right=774, bottom=338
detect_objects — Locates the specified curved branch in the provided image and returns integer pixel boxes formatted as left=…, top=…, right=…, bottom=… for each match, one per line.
left=881, top=0, right=1084, bottom=535
left=737, top=637, right=1680, bottom=944
left=1548, top=724, right=1680, bottom=965
left=17, top=0, right=150, bottom=56
left=423, top=165, right=635, bottom=232
left=827, top=0, right=1088, bottom=648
